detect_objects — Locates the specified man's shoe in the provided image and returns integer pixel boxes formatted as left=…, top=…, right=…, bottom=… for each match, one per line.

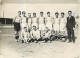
left=68, top=41, right=71, bottom=43
left=22, top=40, right=24, bottom=43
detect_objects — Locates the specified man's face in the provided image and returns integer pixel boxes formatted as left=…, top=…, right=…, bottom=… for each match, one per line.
left=18, top=11, right=21, bottom=16
left=47, top=13, right=50, bottom=17
left=40, top=13, right=43, bottom=17
left=22, top=12, right=26, bottom=17
left=68, top=12, right=72, bottom=16
left=61, top=14, right=64, bottom=18
left=28, top=13, right=31, bottom=17
left=24, top=28, right=27, bottom=32
left=33, top=13, right=36, bottom=17
left=33, top=26, right=36, bottom=31
left=55, top=14, right=59, bottom=18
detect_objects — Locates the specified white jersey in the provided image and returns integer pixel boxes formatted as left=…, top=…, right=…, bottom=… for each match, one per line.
left=38, top=17, right=45, bottom=24
left=54, top=17, right=60, bottom=31
left=38, top=17, right=46, bottom=30
left=32, top=17, right=38, bottom=23
left=24, top=32, right=30, bottom=41
left=21, top=17, right=27, bottom=28
left=46, top=17, right=54, bottom=29
left=28, top=17, right=32, bottom=28
left=60, top=17, right=67, bottom=31
left=45, top=31, right=51, bottom=38
left=22, top=31, right=30, bottom=41
left=14, top=16, right=21, bottom=23
left=32, top=17, right=38, bottom=27
left=30, top=30, right=40, bottom=39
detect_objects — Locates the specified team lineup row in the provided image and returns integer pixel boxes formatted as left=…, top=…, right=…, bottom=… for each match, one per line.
left=14, top=11, right=75, bottom=43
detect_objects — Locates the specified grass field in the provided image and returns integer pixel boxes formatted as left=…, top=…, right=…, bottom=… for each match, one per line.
left=0, top=26, right=80, bottom=58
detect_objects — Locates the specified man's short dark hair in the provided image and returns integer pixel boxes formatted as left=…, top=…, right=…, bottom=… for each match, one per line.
left=24, top=27, right=27, bottom=29
left=61, top=12, right=65, bottom=15
left=22, top=11, right=26, bottom=14
left=33, top=13, right=36, bottom=15
left=68, top=11, right=72, bottom=13
left=33, top=26, right=36, bottom=28
left=55, top=12, right=59, bottom=15
left=28, top=13, right=31, bottom=15
left=40, top=11, right=43, bottom=14
left=18, top=11, right=21, bottom=14
left=47, top=12, right=50, bottom=14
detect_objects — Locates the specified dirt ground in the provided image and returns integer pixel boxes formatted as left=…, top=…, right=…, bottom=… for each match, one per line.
left=0, top=27, right=80, bottom=58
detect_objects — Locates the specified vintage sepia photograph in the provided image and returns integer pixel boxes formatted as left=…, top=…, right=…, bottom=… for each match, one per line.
left=0, top=0, right=80, bottom=58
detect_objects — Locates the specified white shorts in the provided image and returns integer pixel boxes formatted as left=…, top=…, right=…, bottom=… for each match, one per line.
left=28, top=23, right=32, bottom=28
left=59, top=31, right=65, bottom=36
left=39, top=24, right=46, bottom=30
left=31, top=35, right=40, bottom=40
left=60, top=24, right=66, bottom=31
left=45, top=33, right=51, bottom=38
left=54, top=24, right=59, bottom=31
left=21, top=23, right=27, bottom=29
left=24, top=34, right=29, bottom=41
left=46, top=23, right=52, bottom=30
left=32, top=23, right=38, bottom=28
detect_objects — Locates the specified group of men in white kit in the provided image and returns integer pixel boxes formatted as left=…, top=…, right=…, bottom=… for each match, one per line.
left=14, top=11, right=67, bottom=43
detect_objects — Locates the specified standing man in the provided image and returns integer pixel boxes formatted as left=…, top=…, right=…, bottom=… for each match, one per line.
left=27, top=13, right=32, bottom=32
left=45, top=12, right=54, bottom=34
left=38, top=11, right=46, bottom=39
left=66, top=11, right=76, bottom=43
left=32, top=13, right=38, bottom=29
left=20, top=11, right=28, bottom=41
left=14, top=11, right=22, bottom=42
left=59, top=12, right=67, bottom=41
left=54, top=12, right=60, bottom=40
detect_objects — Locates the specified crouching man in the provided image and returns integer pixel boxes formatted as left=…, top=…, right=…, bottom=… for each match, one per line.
left=21, top=27, right=30, bottom=43
left=42, top=27, right=51, bottom=43
left=30, top=26, right=40, bottom=43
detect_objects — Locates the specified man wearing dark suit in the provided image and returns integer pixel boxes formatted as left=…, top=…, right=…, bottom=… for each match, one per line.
left=66, top=11, right=76, bottom=43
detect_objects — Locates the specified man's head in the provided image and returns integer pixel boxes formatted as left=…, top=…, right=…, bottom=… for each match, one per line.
left=28, top=13, right=31, bottom=18
left=45, top=27, right=50, bottom=33
left=33, top=13, right=36, bottom=17
left=68, top=11, right=72, bottom=16
left=40, top=11, right=44, bottom=17
left=61, top=12, right=65, bottom=18
left=24, top=27, right=27, bottom=32
left=47, top=12, right=50, bottom=17
left=55, top=12, right=59, bottom=18
left=33, top=26, right=37, bottom=31
left=18, top=11, right=21, bottom=16
left=22, top=11, right=26, bottom=17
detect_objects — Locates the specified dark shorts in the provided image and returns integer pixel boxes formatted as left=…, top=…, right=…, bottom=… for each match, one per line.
left=14, top=22, right=20, bottom=31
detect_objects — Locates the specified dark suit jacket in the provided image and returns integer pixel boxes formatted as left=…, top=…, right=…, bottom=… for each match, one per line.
left=66, top=16, right=75, bottom=29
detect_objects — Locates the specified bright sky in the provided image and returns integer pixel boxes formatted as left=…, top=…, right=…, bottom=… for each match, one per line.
left=2, top=0, right=79, bottom=3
